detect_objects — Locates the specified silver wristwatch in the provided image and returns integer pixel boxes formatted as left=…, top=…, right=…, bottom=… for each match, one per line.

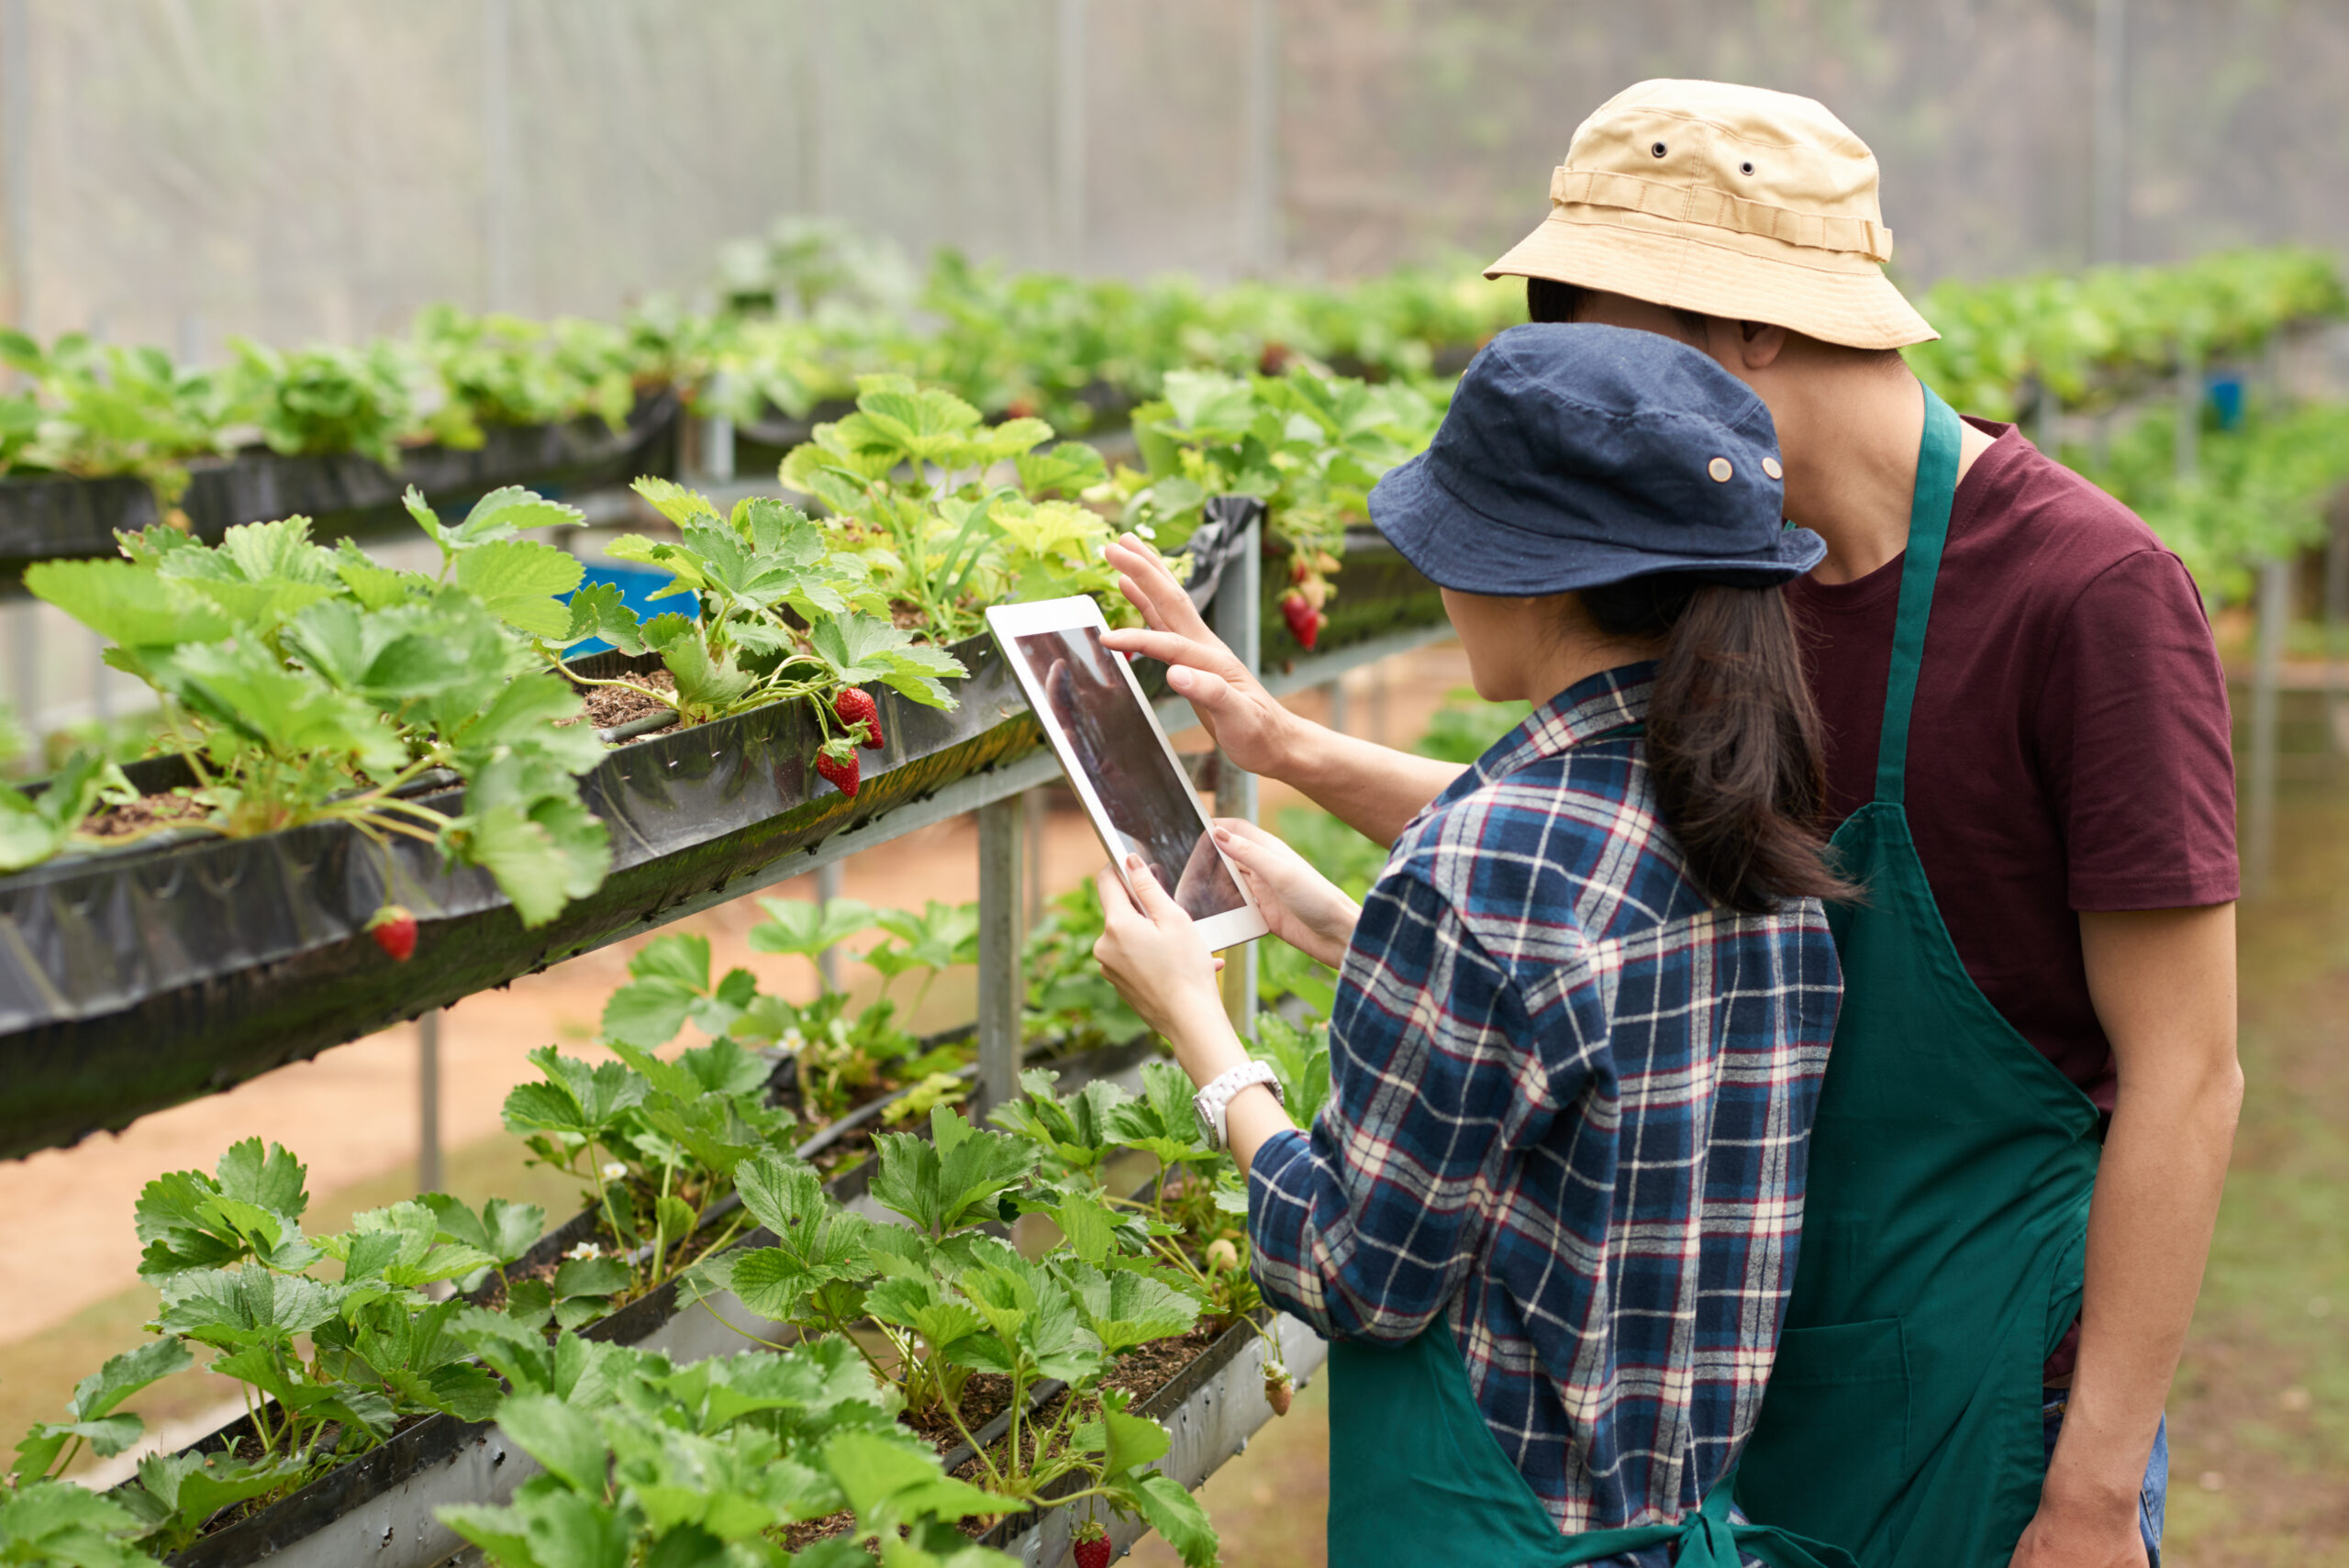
left=1193, top=1062, right=1284, bottom=1151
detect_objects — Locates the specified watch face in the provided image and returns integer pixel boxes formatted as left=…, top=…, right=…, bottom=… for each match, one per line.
left=1193, top=1098, right=1219, bottom=1149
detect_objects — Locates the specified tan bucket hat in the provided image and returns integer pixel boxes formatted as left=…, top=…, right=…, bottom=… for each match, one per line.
left=1486, top=79, right=1937, bottom=350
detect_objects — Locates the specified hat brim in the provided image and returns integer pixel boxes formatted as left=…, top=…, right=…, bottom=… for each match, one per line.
left=1486, top=206, right=1937, bottom=352
left=1371, top=447, right=1828, bottom=596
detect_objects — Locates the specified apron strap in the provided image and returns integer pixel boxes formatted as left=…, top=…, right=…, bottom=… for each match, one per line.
left=1872, top=384, right=1965, bottom=807
left=1549, top=1475, right=1862, bottom=1568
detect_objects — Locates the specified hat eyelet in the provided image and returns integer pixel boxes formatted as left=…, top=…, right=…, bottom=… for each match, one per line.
left=1651, top=140, right=1668, bottom=159
left=1708, top=458, right=1734, bottom=484
left=1762, top=456, right=1784, bottom=481
left=1740, top=161, right=1755, bottom=175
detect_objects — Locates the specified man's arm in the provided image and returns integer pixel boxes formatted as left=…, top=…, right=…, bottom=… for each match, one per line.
left=1099, top=535, right=1461, bottom=843
left=2013, top=904, right=2241, bottom=1568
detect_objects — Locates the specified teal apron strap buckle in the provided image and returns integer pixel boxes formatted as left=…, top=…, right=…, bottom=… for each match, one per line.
left=1549, top=1475, right=1861, bottom=1568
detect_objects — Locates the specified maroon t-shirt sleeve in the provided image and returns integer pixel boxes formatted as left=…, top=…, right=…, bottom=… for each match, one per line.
left=2035, top=549, right=2239, bottom=912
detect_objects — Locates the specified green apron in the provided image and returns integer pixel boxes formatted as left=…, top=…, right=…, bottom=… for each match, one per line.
left=1323, top=717, right=1853, bottom=1568
left=1732, top=386, right=2103, bottom=1567
left=1329, top=1323, right=1856, bottom=1568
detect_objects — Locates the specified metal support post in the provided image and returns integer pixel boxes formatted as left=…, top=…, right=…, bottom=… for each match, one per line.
left=2244, top=557, right=2288, bottom=898
left=2174, top=348, right=2200, bottom=487
left=482, top=0, right=516, bottom=313
left=974, top=796, right=1023, bottom=1118
left=1, top=0, right=31, bottom=340
left=1052, top=0, right=1087, bottom=272
left=796, top=0, right=828, bottom=216
left=813, top=860, right=845, bottom=992
left=2326, top=497, right=2347, bottom=755
left=1023, top=787, right=1047, bottom=931
left=10, top=601, right=38, bottom=742
left=2090, top=0, right=2128, bottom=264
left=698, top=395, right=736, bottom=487
left=1209, top=514, right=1262, bottom=1035
left=1241, top=0, right=1280, bottom=274
left=417, top=1011, right=443, bottom=1195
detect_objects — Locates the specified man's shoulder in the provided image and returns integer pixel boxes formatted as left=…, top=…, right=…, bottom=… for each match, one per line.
left=1953, top=425, right=2185, bottom=594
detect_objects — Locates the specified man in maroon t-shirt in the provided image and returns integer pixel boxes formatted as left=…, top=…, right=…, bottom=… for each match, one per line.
left=1097, top=80, right=2239, bottom=1568
left=1484, top=85, right=2236, bottom=1568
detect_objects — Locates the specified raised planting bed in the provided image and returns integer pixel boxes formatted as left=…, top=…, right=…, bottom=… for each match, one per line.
left=0, top=395, right=679, bottom=577
left=148, top=1036, right=1166, bottom=1568
left=984, top=1310, right=1329, bottom=1568
left=0, top=528, right=1439, bottom=1161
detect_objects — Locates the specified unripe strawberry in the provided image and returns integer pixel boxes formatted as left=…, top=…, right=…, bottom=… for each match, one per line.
left=1074, top=1518, right=1112, bottom=1568
left=1258, top=342, right=1293, bottom=376
left=815, top=740, right=860, bottom=798
left=366, top=905, right=417, bottom=962
left=833, top=687, right=885, bottom=751
left=1264, top=1370, right=1295, bottom=1417
left=1006, top=395, right=1039, bottom=420
left=1205, top=1238, right=1240, bottom=1273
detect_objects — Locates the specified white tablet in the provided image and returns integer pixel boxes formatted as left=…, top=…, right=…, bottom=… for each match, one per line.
left=987, top=596, right=1270, bottom=953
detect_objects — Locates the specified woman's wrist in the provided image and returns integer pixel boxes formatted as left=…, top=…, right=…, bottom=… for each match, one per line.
left=1163, top=997, right=1252, bottom=1088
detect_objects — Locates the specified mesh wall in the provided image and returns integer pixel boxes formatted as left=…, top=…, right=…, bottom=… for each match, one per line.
left=6, top=0, right=2345, bottom=355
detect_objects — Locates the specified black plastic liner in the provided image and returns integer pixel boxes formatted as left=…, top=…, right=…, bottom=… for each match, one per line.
left=0, top=525, right=1435, bottom=1161
left=0, top=394, right=680, bottom=575
left=158, top=1035, right=1160, bottom=1568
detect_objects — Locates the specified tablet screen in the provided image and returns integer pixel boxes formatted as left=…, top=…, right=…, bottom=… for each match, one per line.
left=1008, top=626, right=1247, bottom=921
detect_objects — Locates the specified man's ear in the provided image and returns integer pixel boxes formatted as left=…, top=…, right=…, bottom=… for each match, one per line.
left=1735, top=319, right=1789, bottom=371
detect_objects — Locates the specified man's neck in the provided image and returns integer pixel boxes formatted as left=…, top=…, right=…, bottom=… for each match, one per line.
left=1785, top=364, right=1996, bottom=584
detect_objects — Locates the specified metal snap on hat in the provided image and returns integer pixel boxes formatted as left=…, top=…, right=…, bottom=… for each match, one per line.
left=1367, top=322, right=1826, bottom=596
left=1486, top=79, right=1937, bottom=351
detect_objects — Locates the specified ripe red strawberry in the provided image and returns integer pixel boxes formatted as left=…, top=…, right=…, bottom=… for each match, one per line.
left=1280, top=591, right=1323, bottom=651
left=1005, top=395, right=1039, bottom=420
left=1073, top=1518, right=1112, bottom=1568
left=1258, top=341, right=1293, bottom=376
left=1264, top=1371, right=1295, bottom=1418
left=833, top=687, right=885, bottom=751
left=1288, top=560, right=1309, bottom=585
left=366, top=905, right=417, bottom=962
left=815, top=740, right=860, bottom=798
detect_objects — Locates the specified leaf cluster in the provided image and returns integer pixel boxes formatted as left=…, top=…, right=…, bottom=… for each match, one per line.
left=17, top=488, right=612, bottom=921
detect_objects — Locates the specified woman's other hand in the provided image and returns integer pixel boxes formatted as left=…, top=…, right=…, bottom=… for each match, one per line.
left=1212, top=818, right=1362, bottom=970
left=1094, top=858, right=1250, bottom=1088
left=1100, top=533, right=1300, bottom=780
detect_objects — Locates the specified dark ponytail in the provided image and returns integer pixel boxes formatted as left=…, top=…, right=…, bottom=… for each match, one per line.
left=1579, top=576, right=1853, bottom=914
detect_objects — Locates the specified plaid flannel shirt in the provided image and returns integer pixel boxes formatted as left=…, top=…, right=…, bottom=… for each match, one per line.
left=1248, top=664, right=1842, bottom=1546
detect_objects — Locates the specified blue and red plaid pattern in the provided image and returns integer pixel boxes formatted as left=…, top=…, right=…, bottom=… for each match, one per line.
left=1248, top=663, right=1842, bottom=1541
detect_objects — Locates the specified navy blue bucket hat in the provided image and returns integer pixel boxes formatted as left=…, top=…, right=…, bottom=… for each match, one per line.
left=1370, top=322, right=1825, bottom=595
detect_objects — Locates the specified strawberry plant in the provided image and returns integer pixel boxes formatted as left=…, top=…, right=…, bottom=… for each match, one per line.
left=1112, top=364, right=1438, bottom=620
left=52, top=1137, right=556, bottom=1549
left=412, top=306, right=640, bottom=447
left=226, top=338, right=419, bottom=469
left=554, top=477, right=967, bottom=763
left=681, top=1109, right=1221, bottom=1565
left=779, top=374, right=1197, bottom=644
left=0, top=328, right=231, bottom=511
left=438, top=1333, right=1017, bottom=1568
left=19, top=486, right=613, bottom=923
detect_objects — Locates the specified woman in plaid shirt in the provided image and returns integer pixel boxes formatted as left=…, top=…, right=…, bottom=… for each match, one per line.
left=1094, top=325, right=1854, bottom=1566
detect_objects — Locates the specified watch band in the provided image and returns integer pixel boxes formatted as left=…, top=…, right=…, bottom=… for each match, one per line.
left=1193, top=1061, right=1284, bottom=1152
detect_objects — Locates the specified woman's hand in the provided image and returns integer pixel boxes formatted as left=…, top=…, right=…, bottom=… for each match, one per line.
left=1100, top=534, right=1302, bottom=781
left=1211, top=818, right=1361, bottom=971
left=1093, top=857, right=1251, bottom=1089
